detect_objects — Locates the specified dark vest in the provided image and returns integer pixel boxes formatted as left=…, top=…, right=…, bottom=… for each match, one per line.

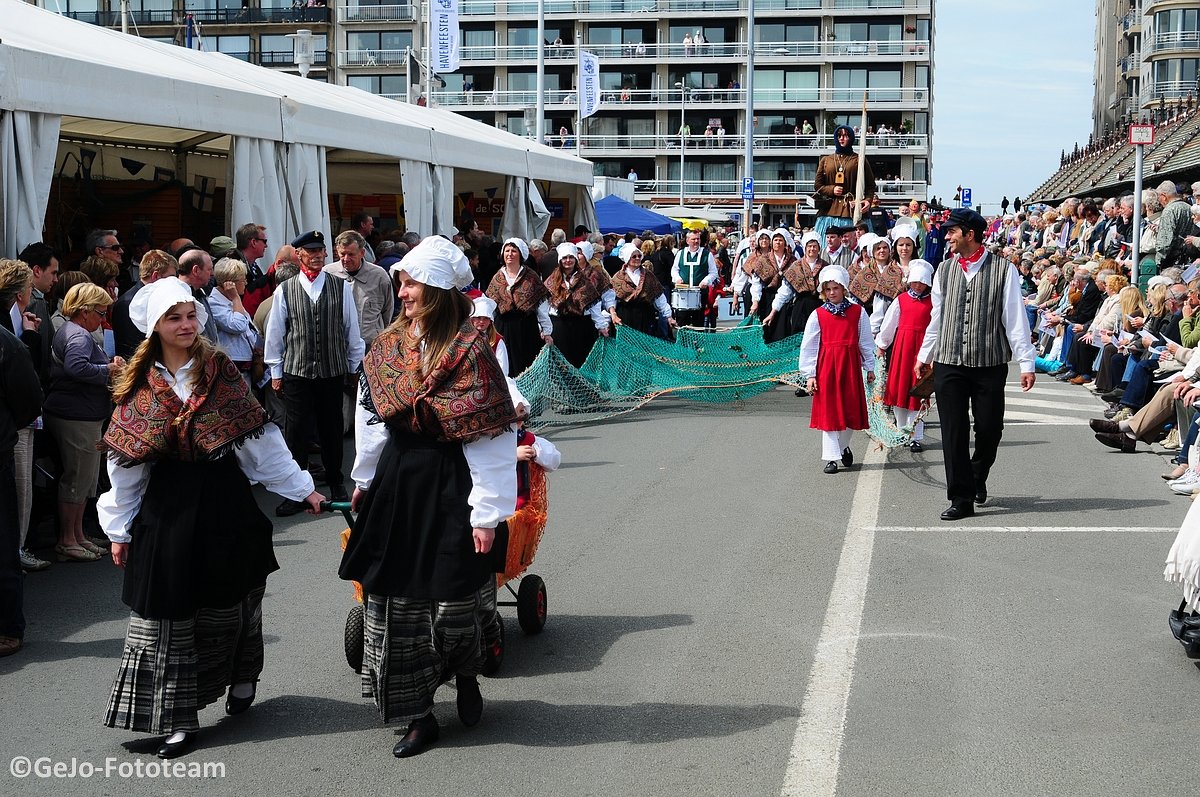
left=933, top=251, right=1012, bottom=368
left=675, top=248, right=710, bottom=286
left=282, top=274, right=349, bottom=379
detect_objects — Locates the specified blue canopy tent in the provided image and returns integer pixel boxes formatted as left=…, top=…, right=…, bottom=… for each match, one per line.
left=594, top=195, right=683, bottom=235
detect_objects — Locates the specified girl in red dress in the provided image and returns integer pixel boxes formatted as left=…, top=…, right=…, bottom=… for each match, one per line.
left=875, top=260, right=935, bottom=452
left=798, top=266, right=876, bottom=474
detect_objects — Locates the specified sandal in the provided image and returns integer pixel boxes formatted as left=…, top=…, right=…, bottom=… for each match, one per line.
left=55, top=544, right=100, bottom=563
left=78, top=540, right=108, bottom=556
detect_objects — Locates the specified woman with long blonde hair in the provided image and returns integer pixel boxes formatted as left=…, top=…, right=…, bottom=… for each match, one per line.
left=98, top=278, right=322, bottom=759
left=341, top=236, right=517, bottom=758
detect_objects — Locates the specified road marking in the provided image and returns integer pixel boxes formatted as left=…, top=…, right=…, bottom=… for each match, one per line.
left=1004, top=396, right=1103, bottom=412
left=780, top=445, right=886, bottom=797
left=1003, top=411, right=1089, bottom=426
left=871, top=525, right=1177, bottom=533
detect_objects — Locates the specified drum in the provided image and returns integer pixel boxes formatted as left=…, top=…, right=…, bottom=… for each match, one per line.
left=672, top=287, right=702, bottom=310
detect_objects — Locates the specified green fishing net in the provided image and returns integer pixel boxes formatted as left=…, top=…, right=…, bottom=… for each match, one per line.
left=514, top=316, right=917, bottom=448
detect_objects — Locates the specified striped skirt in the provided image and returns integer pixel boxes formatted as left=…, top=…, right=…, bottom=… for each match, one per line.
left=104, top=586, right=266, bottom=734
left=361, top=580, right=498, bottom=725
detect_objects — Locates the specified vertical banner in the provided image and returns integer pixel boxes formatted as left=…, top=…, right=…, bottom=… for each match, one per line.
left=578, top=49, right=601, bottom=120
left=429, top=0, right=460, bottom=74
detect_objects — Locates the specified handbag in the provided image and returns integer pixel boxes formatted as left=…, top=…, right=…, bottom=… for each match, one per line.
left=908, top=369, right=935, bottom=400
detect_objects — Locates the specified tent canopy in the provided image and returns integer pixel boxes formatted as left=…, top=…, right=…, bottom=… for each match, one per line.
left=594, top=195, right=682, bottom=235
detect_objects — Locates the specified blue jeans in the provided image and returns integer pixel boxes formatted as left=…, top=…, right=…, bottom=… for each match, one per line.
left=1175, top=417, right=1200, bottom=465
left=1121, top=353, right=1160, bottom=410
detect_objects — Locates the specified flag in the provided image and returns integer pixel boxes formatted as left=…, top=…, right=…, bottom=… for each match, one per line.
left=578, top=49, right=601, bottom=120
left=428, top=0, right=460, bottom=74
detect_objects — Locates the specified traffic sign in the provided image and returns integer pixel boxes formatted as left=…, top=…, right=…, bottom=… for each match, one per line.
left=961, top=187, right=973, bottom=208
left=1129, top=124, right=1154, bottom=145
left=741, top=177, right=754, bottom=200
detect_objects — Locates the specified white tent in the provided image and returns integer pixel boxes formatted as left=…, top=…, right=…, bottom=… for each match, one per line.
left=0, top=0, right=596, bottom=255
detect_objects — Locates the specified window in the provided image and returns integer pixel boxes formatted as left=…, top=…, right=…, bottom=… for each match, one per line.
left=832, top=21, right=901, bottom=41
left=1153, top=58, right=1200, bottom=93
left=1156, top=8, right=1200, bottom=34
left=915, top=19, right=930, bottom=41
left=833, top=68, right=902, bottom=102
left=347, top=75, right=409, bottom=98
left=755, top=70, right=819, bottom=103
left=912, top=158, right=927, bottom=183
left=509, top=25, right=570, bottom=46
left=462, top=28, right=496, bottom=49
left=212, top=35, right=251, bottom=60
left=915, top=65, right=929, bottom=89
left=755, top=23, right=818, bottom=42
left=912, top=112, right=928, bottom=135
left=346, top=32, right=410, bottom=64
left=668, top=25, right=732, bottom=43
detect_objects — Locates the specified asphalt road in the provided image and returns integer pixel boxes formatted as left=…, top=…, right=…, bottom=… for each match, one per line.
left=1, top=367, right=1193, bottom=796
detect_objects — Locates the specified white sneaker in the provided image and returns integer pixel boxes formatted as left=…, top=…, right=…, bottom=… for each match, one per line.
left=1172, top=478, right=1200, bottom=496
left=1169, top=469, right=1200, bottom=487
left=18, top=548, right=50, bottom=572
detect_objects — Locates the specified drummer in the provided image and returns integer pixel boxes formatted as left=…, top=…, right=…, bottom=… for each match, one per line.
left=670, top=230, right=718, bottom=328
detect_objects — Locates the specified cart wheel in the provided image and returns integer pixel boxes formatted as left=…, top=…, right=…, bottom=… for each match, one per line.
left=344, top=604, right=365, bottom=673
left=481, top=614, right=505, bottom=677
left=516, top=574, right=547, bottom=635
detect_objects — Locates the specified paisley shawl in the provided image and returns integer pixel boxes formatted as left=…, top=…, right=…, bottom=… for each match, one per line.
left=485, top=267, right=550, bottom=314
left=611, top=267, right=665, bottom=306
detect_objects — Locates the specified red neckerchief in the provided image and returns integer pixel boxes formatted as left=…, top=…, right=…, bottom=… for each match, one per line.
left=957, top=246, right=985, bottom=273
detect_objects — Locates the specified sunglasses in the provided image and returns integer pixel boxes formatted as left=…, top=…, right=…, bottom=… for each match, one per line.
left=101, top=244, right=124, bottom=252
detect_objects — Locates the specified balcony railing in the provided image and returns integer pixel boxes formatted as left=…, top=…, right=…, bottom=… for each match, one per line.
left=1145, top=79, right=1199, bottom=102
left=259, top=49, right=330, bottom=66
left=1147, top=31, right=1200, bottom=54
left=632, top=178, right=928, bottom=198
left=338, top=3, right=416, bottom=21
left=419, top=39, right=927, bottom=64
left=541, top=132, right=929, bottom=152
left=428, top=86, right=928, bottom=107
left=1119, top=51, right=1140, bottom=73
left=181, top=7, right=331, bottom=24
left=340, top=48, right=411, bottom=67
left=1122, top=10, right=1141, bottom=32
left=419, top=0, right=928, bottom=17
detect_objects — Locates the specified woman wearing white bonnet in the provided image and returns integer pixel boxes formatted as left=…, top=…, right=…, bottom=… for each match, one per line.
left=848, top=232, right=905, bottom=336
left=98, top=277, right=322, bottom=759
left=545, top=241, right=612, bottom=368
left=889, top=223, right=920, bottom=279
left=874, top=258, right=935, bottom=452
left=611, top=242, right=676, bottom=338
left=798, top=264, right=876, bottom=474
left=746, top=227, right=796, bottom=341
left=764, top=229, right=827, bottom=340
left=342, top=234, right=517, bottom=758
left=484, top=237, right=552, bottom=377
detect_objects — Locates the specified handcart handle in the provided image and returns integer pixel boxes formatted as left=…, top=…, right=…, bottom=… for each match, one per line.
left=319, top=500, right=353, bottom=513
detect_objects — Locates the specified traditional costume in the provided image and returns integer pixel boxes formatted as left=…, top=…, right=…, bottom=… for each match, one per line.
left=798, top=267, right=876, bottom=471
left=813, top=125, right=876, bottom=239
left=748, top=228, right=796, bottom=342
left=98, top=280, right=314, bottom=742
left=875, top=260, right=935, bottom=446
left=471, top=295, right=509, bottom=375
left=484, top=237, right=552, bottom=377
left=671, top=240, right=719, bottom=329
left=771, top=231, right=827, bottom=338
left=848, top=234, right=905, bottom=335
left=544, top=242, right=609, bottom=368
left=612, top=244, right=673, bottom=338
left=341, top=237, right=517, bottom=732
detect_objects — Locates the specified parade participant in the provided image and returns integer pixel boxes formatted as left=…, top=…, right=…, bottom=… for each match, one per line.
left=824, top=225, right=855, bottom=268
left=670, top=230, right=718, bottom=328
left=813, top=126, right=876, bottom=240
left=764, top=231, right=827, bottom=339
left=798, top=266, right=876, bottom=474
left=611, top=243, right=676, bottom=338
left=875, top=260, right=935, bottom=452
left=890, top=224, right=921, bottom=280
left=916, top=208, right=1036, bottom=521
left=545, top=242, right=611, bottom=368
left=470, top=294, right=509, bottom=375
left=98, top=278, right=322, bottom=759
left=849, top=235, right=905, bottom=335
left=485, top=237, right=552, bottom=377
left=340, top=236, right=517, bottom=759
left=748, top=228, right=796, bottom=342
left=735, top=230, right=772, bottom=318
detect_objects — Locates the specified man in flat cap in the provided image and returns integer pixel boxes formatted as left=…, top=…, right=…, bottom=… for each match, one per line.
left=915, top=208, right=1036, bottom=521
left=265, top=230, right=364, bottom=515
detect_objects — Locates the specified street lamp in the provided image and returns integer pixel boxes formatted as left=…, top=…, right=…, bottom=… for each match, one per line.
left=675, top=81, right=686, bottom=209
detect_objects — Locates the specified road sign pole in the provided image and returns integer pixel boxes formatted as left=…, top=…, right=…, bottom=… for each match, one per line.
left=1132, top=142, right=1143, bottom=271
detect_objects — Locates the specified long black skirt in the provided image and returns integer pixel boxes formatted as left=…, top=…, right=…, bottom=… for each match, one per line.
left=339, top=430, right=503, bottom=601
left=616, top=298, right=662, bottom=338
left=759, top=287, right=788, bottom=342
left=552, top=313, right=599, bottom=369
left=785, top=291, right=822, bottom=338
left=495, top=308, right=543, bottom=378
left=122, top=456, right=277, bottom=620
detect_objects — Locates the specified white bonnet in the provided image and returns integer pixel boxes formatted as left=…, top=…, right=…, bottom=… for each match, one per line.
left=619, top=243, right=642, bottom=264
left=890, top=224, right=919, bottom=244
left=818, top=266, right=849, bottom=289
left=556, top=242, right=579, bottom=262
left=907, top=260, right=934, bottom=285
left=502, top=237, right=530, bottom=262
left=129, top=278, right=207, bottom=338
left=471, top=294, right=497, bottom=319
left=400, top=236, right=474, bottom=290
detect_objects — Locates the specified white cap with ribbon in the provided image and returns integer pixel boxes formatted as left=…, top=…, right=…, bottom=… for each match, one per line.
left=129, top=278, right=207, bottom=338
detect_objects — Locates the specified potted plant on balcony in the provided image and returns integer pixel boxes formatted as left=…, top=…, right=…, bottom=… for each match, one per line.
left=904, top=25, right=917, bottom=34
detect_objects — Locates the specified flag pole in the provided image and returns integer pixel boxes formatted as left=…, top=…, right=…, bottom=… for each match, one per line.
left=852, top=90, right=867, bottom=225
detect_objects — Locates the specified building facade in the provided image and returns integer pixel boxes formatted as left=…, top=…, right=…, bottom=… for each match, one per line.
left=31, top=0, right=934, bottom=222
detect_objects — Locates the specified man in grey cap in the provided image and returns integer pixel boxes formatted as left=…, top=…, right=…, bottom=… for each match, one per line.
left=265, top=230, right=364, bottom=514
left=916, top=208, right=1036, bottom=521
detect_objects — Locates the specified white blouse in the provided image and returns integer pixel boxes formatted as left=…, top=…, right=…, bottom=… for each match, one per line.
left=797, top=306, right=877, bottom=380
left=97, top=359, right=315, bottom=543
left=500, top=267, right=554, bottom=336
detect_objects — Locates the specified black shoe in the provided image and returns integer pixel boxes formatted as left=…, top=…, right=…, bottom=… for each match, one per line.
left=1049, top=365, right=1070, bottom=376
left=975, top=486, right=987, bottom=505
left=328, top=483, right=349, bottom=503
left=156, top=731, right=197, bottom=760
left=841, top=447, right=854, bottom=467
left=1054, top=371, right=1077, bottom=382
left=909, top=440, right=924, bottom=453
left=275, top=499, right=306, bottom=517
left=940, top=503, right=975, bottom=521
left=1101, top=388, right=1124, bottom=402
left=456, top=675, right=483, bottom=727
left=794, top=387, right=809, bottom=397
left=393, top=714, right=440, bottom=758
left=225, top=683, right=256, bottom=715
left=823, top=460, right=839, bottom=474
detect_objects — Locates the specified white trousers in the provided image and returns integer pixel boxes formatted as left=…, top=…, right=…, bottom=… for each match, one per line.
left=891, top=407, right=924, bottom=441
left=821, top=429, right=853, bottom=461
left=14, top=426, right=33, bottom=549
